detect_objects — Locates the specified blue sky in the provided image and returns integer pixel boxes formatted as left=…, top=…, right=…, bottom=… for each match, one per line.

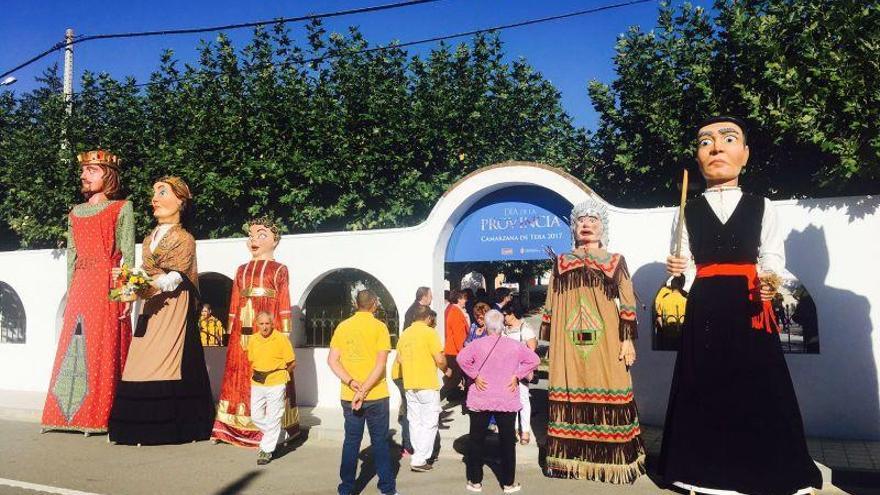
left=0, top=0, right=707, bottom=130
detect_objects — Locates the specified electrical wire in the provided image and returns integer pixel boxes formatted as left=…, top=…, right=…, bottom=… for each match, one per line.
left=73, top=0, right=656, bottom=95
left=0, top=0, right=442, bottom=80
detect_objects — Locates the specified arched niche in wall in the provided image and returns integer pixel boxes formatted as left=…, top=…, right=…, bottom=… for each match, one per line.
left=0, top=281, right=27, bottom=344
left=300, top=268, right=399, bottom=348
left=651, top=272, right=820, bottom=354
left=197, top=272, right=234, bottom=346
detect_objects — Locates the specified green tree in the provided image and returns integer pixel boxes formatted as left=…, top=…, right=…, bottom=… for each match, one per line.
left=717, top=0, right=880, bottom=192
left=0, top=65, right=76, bottom=248
left=0, top=22, right=589, bottom=249
left=589, top=0, right=879, bottom=206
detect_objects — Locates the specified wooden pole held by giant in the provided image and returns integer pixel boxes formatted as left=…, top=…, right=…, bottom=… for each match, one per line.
left=674, top=168, right=689, bottom=258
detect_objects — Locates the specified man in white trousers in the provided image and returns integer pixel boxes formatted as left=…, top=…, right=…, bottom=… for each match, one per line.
left=248, top=311, right=296, bottom=465
left=394, top=306, right=448, bottom=472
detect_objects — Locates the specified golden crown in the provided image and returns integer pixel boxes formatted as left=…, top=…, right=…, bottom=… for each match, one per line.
left=77, top=149, right=120, bottom=169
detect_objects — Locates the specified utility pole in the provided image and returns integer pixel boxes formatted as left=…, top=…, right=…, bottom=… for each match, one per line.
left=63, top=28, right=74, bottom=115
left=61, top=28, right=73, bottom=154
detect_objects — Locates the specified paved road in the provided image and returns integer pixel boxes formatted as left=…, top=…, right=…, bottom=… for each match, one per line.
left=0, top=420, right=850, bottom=495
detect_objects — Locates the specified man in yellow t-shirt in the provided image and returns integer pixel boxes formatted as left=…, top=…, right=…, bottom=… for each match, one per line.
left=394, top=306, right=447, bottom=472
left=328, top=290, right=395, bottom=495
left=247, top=311, right=295, bottom=465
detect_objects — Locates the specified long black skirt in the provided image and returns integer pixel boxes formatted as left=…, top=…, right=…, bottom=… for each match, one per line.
left=658, top=275, right=821, bottom=495
left=109, top=293, right=213, bottom=446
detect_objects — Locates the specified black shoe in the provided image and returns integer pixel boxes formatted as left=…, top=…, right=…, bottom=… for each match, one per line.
left=411, top=464, right=433, bottom=472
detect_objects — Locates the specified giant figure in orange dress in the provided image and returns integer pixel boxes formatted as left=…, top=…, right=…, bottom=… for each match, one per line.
left=211, top=217, right=300, bottom=447
left=41, top=150, right=135, bottom=435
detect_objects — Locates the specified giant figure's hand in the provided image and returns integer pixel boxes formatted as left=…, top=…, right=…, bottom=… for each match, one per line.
left=666, top=255, right=688, bottom=276
left=758, top=272, right=780, bottom=302
left=119, top=301, right=132, bottom=320
left=619, top=339, right=637, bottom=367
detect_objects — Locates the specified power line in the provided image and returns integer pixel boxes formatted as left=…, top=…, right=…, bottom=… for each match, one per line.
left=73, top=0, right=655, bottom=96
left=0, top=0, right=441, bottom=80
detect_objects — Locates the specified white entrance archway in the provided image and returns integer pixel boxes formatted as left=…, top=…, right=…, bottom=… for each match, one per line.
left=422, top=161, right=601, bottom=330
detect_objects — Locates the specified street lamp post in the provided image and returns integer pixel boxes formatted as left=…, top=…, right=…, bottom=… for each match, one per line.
left=0, top=76, right=16, bottom=86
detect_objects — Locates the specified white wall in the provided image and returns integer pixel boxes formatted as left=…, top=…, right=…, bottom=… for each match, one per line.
left=617, top=196, right=880, bottom=440
left=0, top=163, right=877, bottom=439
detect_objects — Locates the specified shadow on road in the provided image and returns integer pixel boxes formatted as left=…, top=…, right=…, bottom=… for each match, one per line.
left=273, top=428, right=311, bottom=460
left=212, top=470, right=263, bottom=495
left=352, top=437, right=403, bottom=495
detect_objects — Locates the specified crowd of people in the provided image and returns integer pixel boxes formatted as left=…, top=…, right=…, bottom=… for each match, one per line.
left=39, top=115, right=823, bottom=495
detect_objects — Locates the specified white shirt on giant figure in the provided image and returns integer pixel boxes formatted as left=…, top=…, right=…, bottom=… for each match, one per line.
left=669, top=186, right=785, bottom=291
left=149, top=223, right=183, bottom=292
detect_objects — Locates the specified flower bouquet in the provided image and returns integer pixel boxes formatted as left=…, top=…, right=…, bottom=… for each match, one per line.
left=759, top=272, right=783, bottom=293
left=109, top=265, right=152, bottom=302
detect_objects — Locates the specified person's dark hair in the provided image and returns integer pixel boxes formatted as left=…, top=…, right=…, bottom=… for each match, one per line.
left=464, top=288, right=474, bottom=300
left=413, top=305, right=436, bottom=322
left=448, top=289, right=467, bottom=303
left=414, top=286, right=431, bottom=302
left=473, top=302, right=492, bottom=320
left=670, top=276, right=685, bottom=290
left=697, top=115, right=749, bottom=145
left=669, top=276, right=689, bottom=296
left=356, top=289, right=378, bottom=310
left=201, top=303, right=212, bottom=312
left=501, top=301, right=524, bottom=319
left=494, top=287, right=512, bottom=303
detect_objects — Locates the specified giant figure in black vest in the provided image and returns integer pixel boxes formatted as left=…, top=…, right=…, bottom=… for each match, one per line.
left=659, top=116, right=822, bottom=495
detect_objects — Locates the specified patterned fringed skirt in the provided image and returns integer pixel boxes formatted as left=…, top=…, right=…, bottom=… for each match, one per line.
left=545, top=388, right=645, bottom=483
left=542, top=248, right=646, bottom=483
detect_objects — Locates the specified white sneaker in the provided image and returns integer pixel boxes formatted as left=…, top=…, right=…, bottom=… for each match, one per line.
left=503, top=483, right=522, bottom=493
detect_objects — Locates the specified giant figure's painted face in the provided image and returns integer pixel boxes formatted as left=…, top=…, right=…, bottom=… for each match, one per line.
left=696, top=121, right=750, bottom=183
left=247, top=223, right=277, bottom=259
left=80, top=164, right=106, bottom=197
left=151, top=181, right=183, bottom=222
left=574, top=214, right=604, bottom=247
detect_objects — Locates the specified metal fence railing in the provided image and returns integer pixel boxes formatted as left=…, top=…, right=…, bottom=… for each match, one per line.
left=303, top=305, right=399, bottom=348
left=0, top=283, right=26, bottom=344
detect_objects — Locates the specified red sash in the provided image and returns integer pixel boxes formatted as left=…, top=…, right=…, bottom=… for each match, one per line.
left=695, top=262, right=779, bottom=334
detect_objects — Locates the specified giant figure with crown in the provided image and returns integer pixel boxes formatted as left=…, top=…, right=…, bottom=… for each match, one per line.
left=41, top=150, right=135, bottom=435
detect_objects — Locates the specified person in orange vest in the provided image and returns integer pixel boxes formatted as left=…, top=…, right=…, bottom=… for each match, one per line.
left=442, top=289, right=469, bottom=406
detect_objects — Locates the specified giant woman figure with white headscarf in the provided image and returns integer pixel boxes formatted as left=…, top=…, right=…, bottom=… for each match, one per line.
left=540, top=198, right=646, bottom=483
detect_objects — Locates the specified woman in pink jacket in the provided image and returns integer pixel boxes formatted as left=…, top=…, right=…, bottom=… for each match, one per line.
left=457, top=309, right=540, bottom=493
